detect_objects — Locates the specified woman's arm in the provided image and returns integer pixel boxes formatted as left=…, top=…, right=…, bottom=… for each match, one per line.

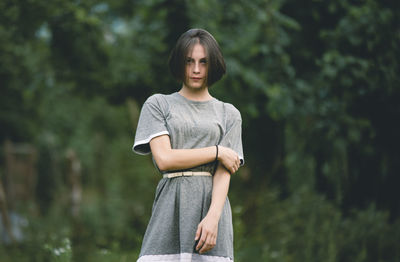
left=149, top=135, right=240, bottom=173
left=195, top=163, right=231, bottom=254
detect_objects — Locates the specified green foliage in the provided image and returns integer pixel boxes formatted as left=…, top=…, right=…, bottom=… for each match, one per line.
left=232, top=188, right=400, bottom=262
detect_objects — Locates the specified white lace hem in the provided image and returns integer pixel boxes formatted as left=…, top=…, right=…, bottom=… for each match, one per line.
left=137, top=252, right=233, bottom=262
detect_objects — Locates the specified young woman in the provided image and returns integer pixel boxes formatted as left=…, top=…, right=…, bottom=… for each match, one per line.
left=133, top=28, right=244, bottom=262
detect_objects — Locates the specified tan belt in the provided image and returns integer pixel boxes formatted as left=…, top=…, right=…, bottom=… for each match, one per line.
left=163, top=171, right=212, bottom=179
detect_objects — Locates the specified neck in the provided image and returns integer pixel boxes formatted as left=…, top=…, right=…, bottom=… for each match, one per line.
left=179, top=85, right=212, bottom=101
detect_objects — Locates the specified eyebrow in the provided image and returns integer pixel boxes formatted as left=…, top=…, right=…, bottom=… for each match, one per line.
left=186, top=56, right=207, bottom=60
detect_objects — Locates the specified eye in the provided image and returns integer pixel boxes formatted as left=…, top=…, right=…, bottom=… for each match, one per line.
left=200, top=59, right=207, bottom=64
left=186, top=58, right=193, bottom=64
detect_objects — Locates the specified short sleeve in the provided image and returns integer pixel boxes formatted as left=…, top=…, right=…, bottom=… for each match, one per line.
left=220, top=105, right=245, bottom=166
left=132, top=95, right=169, bottom=155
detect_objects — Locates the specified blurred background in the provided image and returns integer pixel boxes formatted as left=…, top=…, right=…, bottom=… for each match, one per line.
left=1, top=0, right=399, bottom=261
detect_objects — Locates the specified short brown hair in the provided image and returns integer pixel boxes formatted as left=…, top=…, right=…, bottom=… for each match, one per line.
left=168, top=29, right=226, bottom=87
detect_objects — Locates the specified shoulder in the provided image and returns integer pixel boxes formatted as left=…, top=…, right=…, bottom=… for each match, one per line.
left=144, top=93, right=169, bottom=105
left=221, top=101, right=242, bottom=122
left=143, top=93, right=175, bottom=110
left=139, top=94, right=174, bottom=117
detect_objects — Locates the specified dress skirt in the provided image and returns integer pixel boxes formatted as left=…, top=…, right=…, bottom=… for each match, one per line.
left=137, top=176, right=234, bottom=262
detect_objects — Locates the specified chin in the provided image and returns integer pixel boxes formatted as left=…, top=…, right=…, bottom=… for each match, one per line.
left=185, top=83, right=205, bottom=90
left=183, top=80, right=208, bottom=90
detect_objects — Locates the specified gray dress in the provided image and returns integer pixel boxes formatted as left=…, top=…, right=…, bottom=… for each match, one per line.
left=133, top=92, right=244, bottom=262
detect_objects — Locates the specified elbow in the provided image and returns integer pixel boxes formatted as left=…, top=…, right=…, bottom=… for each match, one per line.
left=154, top=154, right=172, bottom=171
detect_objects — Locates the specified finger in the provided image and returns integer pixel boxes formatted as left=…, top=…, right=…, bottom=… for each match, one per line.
left=196, top=238, right=205, bottom=251
left=199, top=244, right=212, bottom=254
left=196, top=233, right=207, bottom=251
left=233, top=163, right=237, bottom=172
left=206, top=236, right=216, bottom=252
left=199, top=235, right=213, bottom=254
left=210, top=235, right=216, bottom=247
left=195, top=224, right=202, bottom=241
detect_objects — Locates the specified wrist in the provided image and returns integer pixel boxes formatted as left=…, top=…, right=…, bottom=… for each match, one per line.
left=206, top=209, right=222, bottom=221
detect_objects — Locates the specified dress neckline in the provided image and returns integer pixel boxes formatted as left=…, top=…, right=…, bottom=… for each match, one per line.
left=174, top=92, right=217, bottom=104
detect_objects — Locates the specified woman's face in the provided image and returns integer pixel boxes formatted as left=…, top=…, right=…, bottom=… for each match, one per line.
left=183, top=43, right=208, bottom=90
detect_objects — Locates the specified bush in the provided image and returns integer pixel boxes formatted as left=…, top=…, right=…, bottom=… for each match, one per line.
left=233, top=187, right=400, bottom=262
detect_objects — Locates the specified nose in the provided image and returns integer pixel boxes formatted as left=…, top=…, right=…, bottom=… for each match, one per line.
left=193, top=62, right=200, bottom=74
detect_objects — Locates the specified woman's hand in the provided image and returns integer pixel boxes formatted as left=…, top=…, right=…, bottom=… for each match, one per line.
left=218, top=146, right=240, bottom=174
left=195, top=214, right=219, bottom=254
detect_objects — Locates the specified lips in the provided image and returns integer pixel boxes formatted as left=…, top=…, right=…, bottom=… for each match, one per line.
left=191, top=77, right=202, bottom=80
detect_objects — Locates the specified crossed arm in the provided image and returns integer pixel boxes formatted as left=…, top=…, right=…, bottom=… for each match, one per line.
left=149, top=134, right=239, bottom=254
left=149, top=135, right=240, bottom=174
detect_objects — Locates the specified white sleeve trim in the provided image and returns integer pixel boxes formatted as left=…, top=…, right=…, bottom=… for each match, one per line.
left=239, top=156, right=245, bottom=166
left=132, top=131, right=169, bottom=155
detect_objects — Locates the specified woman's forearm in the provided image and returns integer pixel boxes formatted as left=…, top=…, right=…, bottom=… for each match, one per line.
left=194, top=163, right=231, bottom=254
left=158, top=146, right=218, bottom=171
left=149, top=135, right=217, bottom=171
left=206, top=163, right=231, bottom=221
